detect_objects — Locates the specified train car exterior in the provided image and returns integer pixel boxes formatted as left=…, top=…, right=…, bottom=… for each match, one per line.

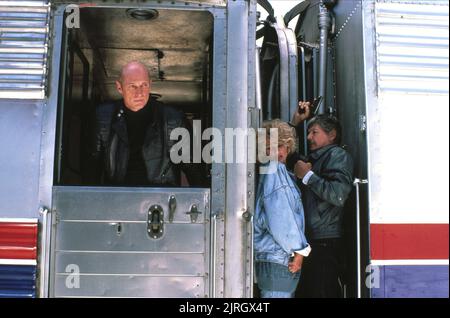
left=0, top=0, right=448, bottom=298
left=0, top=0, right=257, bottom=298
left=290, top=0, right=449, bottom=298
left=360, top=0, right=449, bottom=298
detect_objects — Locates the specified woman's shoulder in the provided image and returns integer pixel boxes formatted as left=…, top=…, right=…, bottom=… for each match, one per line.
left=260, top=162, right=291, bottom=188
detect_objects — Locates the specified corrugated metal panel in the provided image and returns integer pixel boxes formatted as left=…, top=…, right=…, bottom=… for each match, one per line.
left=0, top=220, right=38, bottom=298
left=375, top=1, right=449, bottom=94
left=0, top=222, right=38, bottom=259
left=0, top=265, right=36, bottom=298
left=0, top=1, right=50, bottom=99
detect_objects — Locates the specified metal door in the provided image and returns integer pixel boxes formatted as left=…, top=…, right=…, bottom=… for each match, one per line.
left=49, top=186, right=210, bottom=297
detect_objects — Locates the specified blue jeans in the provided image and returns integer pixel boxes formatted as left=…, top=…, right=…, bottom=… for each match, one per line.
left=255, top=261, right=300, bottom=298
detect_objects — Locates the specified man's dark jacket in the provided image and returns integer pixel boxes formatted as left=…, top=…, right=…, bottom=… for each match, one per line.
left=89, top=97, right=205, bottom=186
left=300, top=144, right=353, bottom=240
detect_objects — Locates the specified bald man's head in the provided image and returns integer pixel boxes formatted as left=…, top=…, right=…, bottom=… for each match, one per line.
left=118, top=61, right=150, bottom=83
left=115, top=61, right=151, bottom=111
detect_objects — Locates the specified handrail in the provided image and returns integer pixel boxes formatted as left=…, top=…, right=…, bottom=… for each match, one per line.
left=353, top=178, right=368, bottom=298
left=38, top=206, right=50, bottom=298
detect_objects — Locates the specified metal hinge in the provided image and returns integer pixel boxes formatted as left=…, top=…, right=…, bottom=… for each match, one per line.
left=359, top=115, right=367, bottom=132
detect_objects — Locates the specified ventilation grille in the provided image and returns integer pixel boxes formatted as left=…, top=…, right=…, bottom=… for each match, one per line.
left=0, top=1, right=50, bottom=99
left=375, top=1, right=449, bottom=94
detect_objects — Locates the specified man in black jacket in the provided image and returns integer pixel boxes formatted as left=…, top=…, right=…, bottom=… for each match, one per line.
left=88, top=61, right=205, bottom=187
left=290, top=102, right=354, bottom=298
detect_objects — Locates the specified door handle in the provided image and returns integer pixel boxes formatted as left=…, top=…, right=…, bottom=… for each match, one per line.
left=147, top=205, right=164, bottom=239
left=168, top=195, right=177, bottom=223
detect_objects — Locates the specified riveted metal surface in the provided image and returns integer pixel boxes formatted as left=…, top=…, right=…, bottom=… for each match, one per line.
left=0, top=100, right=44, bottom=218
left=50, top=186, right=210, bottom=297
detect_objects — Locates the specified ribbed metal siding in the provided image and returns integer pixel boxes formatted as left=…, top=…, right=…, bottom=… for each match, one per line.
left=375, top=1, right=449, bottom=94
left=0, top=1, right=50, bottom=99
left=0, top=222, right=38, bottom=260
left=0, top=265, right=36, bottom=298
left=0, top=221, right=38, bottom=298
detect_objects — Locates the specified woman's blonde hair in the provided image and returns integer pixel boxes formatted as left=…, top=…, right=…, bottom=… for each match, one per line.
left=262, top=119, right=297, bottom=155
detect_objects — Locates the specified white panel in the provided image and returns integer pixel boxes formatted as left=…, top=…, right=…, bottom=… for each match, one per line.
left=0, top=1, right=49, bottom=99
left=371, top=260, right=449, bottom=266
left=367, top=1, right=450, bottom=224
left=0, top=1, right=48, bottom=6
left=0, top=259, right=37, bottom=265
left=369, top=93, right=449, bottom=224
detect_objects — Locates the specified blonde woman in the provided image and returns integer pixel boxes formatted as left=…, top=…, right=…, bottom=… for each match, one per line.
left=254, top=119, right=311, bottom=298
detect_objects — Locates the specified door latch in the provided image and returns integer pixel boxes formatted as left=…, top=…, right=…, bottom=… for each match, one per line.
left=168, top=195, right=177, bottom=223
left=186, top=204, right=202, bottom=223
left=147, top=205, right=164, bottom=239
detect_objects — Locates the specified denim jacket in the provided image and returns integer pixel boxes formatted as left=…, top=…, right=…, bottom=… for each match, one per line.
left=254, top=161, right=309, bottom=266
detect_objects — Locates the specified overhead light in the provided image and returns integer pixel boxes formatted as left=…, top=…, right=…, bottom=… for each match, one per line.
left=126, top=8, right=159, bottom=21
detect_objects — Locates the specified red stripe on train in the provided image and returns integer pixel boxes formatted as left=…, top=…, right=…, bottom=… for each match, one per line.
left=0, top=223, right=38, bottom=259
left=371, top=223, right=449, bottom=260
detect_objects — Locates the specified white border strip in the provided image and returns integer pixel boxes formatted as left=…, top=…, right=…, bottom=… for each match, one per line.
left=0, top=218, right=38, bottom=223
left=0, top=259, right=37, bottom=266
left=0, top=1, right=49, bottom=7
left=371, top=259, right=449, bottom=266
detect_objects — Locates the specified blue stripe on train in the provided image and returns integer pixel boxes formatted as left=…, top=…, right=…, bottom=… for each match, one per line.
left=370, top=265, right=449, bottom=298
left=0, top=265, right=36, bottom=298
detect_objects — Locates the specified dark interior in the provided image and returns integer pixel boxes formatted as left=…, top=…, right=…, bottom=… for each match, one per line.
left=56, top=7, right=214, bottom=185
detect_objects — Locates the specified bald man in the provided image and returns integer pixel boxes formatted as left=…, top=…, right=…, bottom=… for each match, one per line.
left=88, top=61, right=205, bottom=187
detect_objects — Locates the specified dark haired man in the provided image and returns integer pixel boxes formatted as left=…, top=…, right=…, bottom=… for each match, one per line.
left=290, top=102, right=354, bottom=298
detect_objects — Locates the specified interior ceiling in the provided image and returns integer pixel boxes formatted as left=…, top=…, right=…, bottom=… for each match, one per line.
left=75, top=8, right=213, bottom=105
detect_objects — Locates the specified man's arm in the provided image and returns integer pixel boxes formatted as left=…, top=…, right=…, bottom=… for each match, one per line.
left=300, top=149, right=353, bottom=207
left=83, top=103, right=114, bottom=185
left=290, top=101, right=311, bottom=127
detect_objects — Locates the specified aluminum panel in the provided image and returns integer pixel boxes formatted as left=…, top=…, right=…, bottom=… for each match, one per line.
left=210, top=8, right=227, bottom=298
left=54, top=276, right=205, bottom=298
left=51, top=186, right=210, bottom=297
left=55, top=222, right=205, bottom=252
left=38, top=6, right=65, bottom=298
left=0, top=100, right=43, bottom=218
left=55, top=253, right=205, bottom=275
left=0, top=1, right=50, bottom=99
left=223, top=0, right=250, bottom=298
left=375, top=1, right=449, bottom=94
left=53, top=186, right=208, bottom=223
